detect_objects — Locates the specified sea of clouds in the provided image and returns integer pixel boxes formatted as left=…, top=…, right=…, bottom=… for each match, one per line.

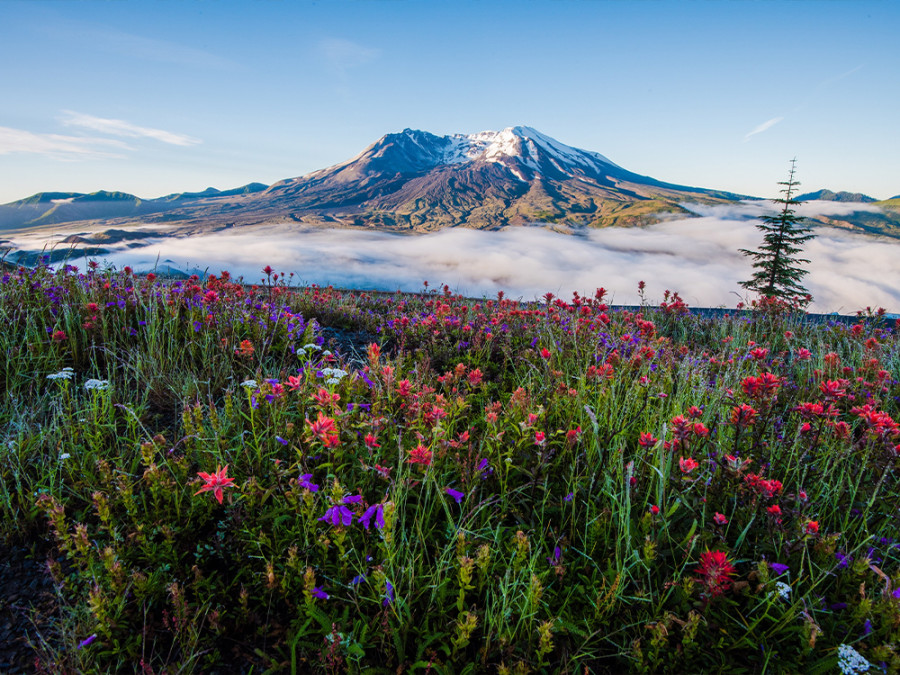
left=6, top=200, right=899, bottom=314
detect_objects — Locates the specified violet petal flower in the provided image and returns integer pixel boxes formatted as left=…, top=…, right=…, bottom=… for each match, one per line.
left=445, top=487, right=464, bottom=504
left=770, top=562, right=789, bottom=575
left=77, top=634, right=97, bottom=649
left=383, top=580, right=394, bottom=606
left=311, top=586, right=329, bottom=600
left=298, top=474, right=319, bottom=492
left=359, top=504, right=385, bottom=530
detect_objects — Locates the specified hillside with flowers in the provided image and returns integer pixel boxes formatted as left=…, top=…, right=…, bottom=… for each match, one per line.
left=1, top=261, right=899, bottom=673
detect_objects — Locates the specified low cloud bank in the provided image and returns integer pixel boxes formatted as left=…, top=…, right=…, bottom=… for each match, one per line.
left=9, top=202, right=900, bottom=313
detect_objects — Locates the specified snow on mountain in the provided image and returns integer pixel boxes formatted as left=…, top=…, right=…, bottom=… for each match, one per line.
left=397, top=126, right=622, bottom=181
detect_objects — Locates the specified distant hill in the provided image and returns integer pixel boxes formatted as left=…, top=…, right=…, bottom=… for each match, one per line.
left=0, top=183, right=269, bottom=231
left=795, top=189, right=876, bottom=203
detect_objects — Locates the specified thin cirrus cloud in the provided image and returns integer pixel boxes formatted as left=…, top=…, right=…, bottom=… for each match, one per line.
left=317, top=38, right=381, bottom=76
left=0, top=125, right=130, bottom=160
left=743, top=116, right=784, bottom=143
left=60, top=111, right=201, bottom=147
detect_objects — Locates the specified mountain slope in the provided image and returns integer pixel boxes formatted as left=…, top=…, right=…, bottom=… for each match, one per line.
left=249, top=126, right=745, bottom=230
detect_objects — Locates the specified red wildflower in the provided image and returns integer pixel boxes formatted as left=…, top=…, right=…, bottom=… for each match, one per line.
left=306, top=412, right=336, bottom=441
left=407, top=444, right=432, bottom=466
left=649, top=504, right=660, bottom=516
left=540, top=348, right=551, bottom=359
left=194, top=465, right=236, bottom=504
left=286, top=375, right=303, bottom=391
left=730, top=404, right=757, bottom=428
left=236, top=339, right=254, bottom=357
left=804, top=520, right=819, bottom=535
left=638, top=432, right=659, bottom=448
left=695, top=550, right=736, bottom=598
left=713, top=512, right=728, bottom=526
left=534, top=431, right=547, bottom=446
left=679, top=457, right=699, bottom=474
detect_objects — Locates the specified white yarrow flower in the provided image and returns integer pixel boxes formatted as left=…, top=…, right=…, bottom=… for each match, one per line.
left=47, top=368, right=75, bottom=381
left=60, top=453, right=71, bottom=460
left=303, top=343, right=321, bottom=352
left=837, top=644, right=870, bottom=674
left=774, top=581, right=791, bottom=601
left=240, top=380, right=258, bottom=389
left=84, top=379, right=110, bottom=391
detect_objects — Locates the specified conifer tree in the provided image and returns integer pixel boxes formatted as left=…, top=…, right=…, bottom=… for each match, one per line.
left=739, top=159, right=815, bottom=305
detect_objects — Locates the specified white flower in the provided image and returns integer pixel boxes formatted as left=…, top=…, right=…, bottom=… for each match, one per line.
left=322, top=350, right=332, bottom=357
left=322, top=368, right=347, bottom=381
left=84, top=379, right=110, bottom=391
left=325, top=377, right=341, bottom=385
left=303, top=343, right=321, bottom=352
left=774, top=581, right=791, bottom=601
left=240, top=380, right=258, bottom=389
left=837, top=644, right=870, bottom=674
left=47, top=368, right=75, bottom=381
left=60, top=453, right=71, bottom=460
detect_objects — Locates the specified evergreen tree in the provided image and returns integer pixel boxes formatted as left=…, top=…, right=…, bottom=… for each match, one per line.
left=739, top=159, right=815, bottom=305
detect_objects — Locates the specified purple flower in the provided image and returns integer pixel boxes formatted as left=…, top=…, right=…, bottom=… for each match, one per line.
left=835, top=552, right=851, bottom=569
left=359, top=503, right=385, bottom=530
left=547, top=546, right=562, bottom=566
left=863, top=619, right=873, bottom=636
left=344, top=495, right=363, bottom=504
left=564, top=492, right=574, bottom=502
left=298, top=474, right=319, bottom=492
left=275, top=436, right=288, bottom=446
left=892, top=588, right=900, bottom=600
left=383, top=580, right=395, bottom=606
left=319, top=504, right=354, bottom=527
left=445, top=487, right=464, bottom=504
left=770, top=562, right=789, bottom=575
left=77, top=634, right=97, bottom=649
left=311, top=586, right=329, bottom=600
left=351, top=574, right=367, bottom=585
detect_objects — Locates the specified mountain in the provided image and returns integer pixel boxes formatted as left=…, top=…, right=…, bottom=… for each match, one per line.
left=251, top=126, right=744, bottom=230
left=796, top=189, right=876, bottom=203
left=0, top=183, right=269, bottom=231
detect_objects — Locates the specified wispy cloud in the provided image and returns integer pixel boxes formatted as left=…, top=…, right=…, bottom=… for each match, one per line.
left=317, top=38, right=380, bottom=76
left=44, top=22, right=241, bottom=71
left=0, top=126, right=130, bottom=160
left=60, top=111, right=201, bottom=147
left=743, top=116, right=783, bottom=143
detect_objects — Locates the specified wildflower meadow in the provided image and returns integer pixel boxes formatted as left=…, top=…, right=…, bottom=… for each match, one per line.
left=1, top=260, right=899, bottom=674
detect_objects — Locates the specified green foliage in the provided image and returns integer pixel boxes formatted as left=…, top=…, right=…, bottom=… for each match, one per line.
left=740, top=159, right=816, bottom=306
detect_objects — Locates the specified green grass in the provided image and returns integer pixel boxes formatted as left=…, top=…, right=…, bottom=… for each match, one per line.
left=1, top=262, right=899, bottom=674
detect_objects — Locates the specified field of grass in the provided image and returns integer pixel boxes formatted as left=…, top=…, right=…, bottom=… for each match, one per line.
left=1, top=261, right=899, bottom=674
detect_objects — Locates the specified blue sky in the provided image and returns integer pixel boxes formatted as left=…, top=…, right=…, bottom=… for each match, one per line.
left=1, top=0, right=898, bottom=204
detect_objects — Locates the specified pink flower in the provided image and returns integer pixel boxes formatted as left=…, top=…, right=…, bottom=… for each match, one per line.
left=534, top=431, right=546, bottom=446
left=713, top=512, right=728, bottom=526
